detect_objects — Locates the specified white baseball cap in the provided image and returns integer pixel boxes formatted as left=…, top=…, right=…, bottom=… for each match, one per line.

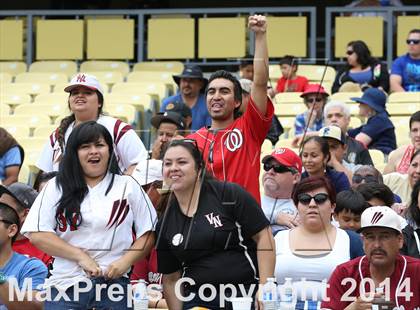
left=64, top=73, right=104, bottom=95
left=319, top=125, right=345, bottom=145
left=359, top=206, right=402, bottom=233
left=132, top=159, right=163, bottom=186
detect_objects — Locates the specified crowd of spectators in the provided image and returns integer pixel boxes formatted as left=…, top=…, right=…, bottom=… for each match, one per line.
left=0, top=16, right=419, bottom=310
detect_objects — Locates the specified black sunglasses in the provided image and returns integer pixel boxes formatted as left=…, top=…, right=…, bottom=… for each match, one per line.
left=406, top=39, right=420, bottom=45
left=346, top=50, right=355, bottom=55
left=305, top=97, right=323, bottom=104
left=263, top=162, right=294, bottom=174
left=352, top=174, right=377, bottom=184
left=297, top=193, right=329, bottom=205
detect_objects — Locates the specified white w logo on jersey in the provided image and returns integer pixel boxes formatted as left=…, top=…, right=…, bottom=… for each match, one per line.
left=205, top=213, right=223, bottom=228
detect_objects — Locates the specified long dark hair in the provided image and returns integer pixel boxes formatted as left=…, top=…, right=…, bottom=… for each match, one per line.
left=55, top=121, right=119, bottom=229
left=347, top=40, right=375, bottom=69
left=406, top=180, right=420, bottom=226
left=57, top=90, right=104, bottom=154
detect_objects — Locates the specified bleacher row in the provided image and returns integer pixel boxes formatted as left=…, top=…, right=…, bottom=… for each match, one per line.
left=1, top=60, right=419, bottom=184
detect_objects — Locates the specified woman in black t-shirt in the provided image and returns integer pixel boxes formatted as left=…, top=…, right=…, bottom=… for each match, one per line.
left=156, top=139, right=275, bottom=310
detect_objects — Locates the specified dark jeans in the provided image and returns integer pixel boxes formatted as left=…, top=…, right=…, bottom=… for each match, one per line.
left=44, top=277, right=132, bottom=310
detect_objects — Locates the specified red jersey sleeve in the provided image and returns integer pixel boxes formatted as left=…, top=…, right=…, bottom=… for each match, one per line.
left=242, top=96, right=274, bottom=143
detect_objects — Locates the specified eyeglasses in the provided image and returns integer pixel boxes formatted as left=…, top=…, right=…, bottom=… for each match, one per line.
left=305, top=97, right=323, bottom=104
left=346, top=50, right=355, bottom=56
left=297, top=193, right=329, bottom=205
left=352, top=174, right=377, bottom=184
left=263, top=162, right=294, bottom=174
left=406, top=39, right=420, bottom=45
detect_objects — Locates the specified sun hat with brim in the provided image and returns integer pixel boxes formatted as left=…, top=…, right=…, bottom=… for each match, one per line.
left=0, top=183, right=38, bottom=210
left=358, top=206, right=402, bottom=234
left=300, top=84, right=330, bottom=98
left=64, top=73, right=104, bottom=96
left=173, top=65, right=208, bottom=88
left=151, top=111, right=185, bottom=130
left=350, top=88, right=388, bottom=114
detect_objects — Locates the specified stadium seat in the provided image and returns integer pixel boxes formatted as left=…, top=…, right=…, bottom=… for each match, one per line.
left=2, top=125, right=30, bottom=138
left=18, top=137, right=46, bottom=154
left=18, top=165, right=30, bottom=184
left=369, top=149, right=385, bottom=166
left=15, top=72, right=68, bottom=86
left=198, top=17, right=246, bottom=58
left=349, top=117, right=362, bottom=129
left=261, top=139, right=273, bottom=155
left=1, top=115, right=50, bottom=135
left=33, top=125, right=56, bottom=139
left=80, top=61, right=130, bottom=76
left=106, top=93, right=152, bottom=111
left=297, top=65, right=336, bottom=83
left=275, top=138, right=299, bottom=151
left=390, top=116, right=410, bottom=129
left=112, top=82, right=167, bottom=105
left=0, top=72, right=12, bottom=83
left=396, top=16, right=420, bottom=56
left=330, top=92, right=363, bottom=103
left=2, top=83, right=51, bottom=97
left=278, top=116, right=296, bottom=138
left=29, top=61, right=78, bottom=79
left=86, top=19, right=134, bottom=60
left=0, top=61, right=27, bottom=77
left=34, top=93, right=69, bottom=105
left=387, top=103, right=419, bottom=116
left=273, top=92, right=303, bottom=105
left=147, top=18, right=194, bottom=59
left=274, top=103, right=306, bottom=117
left=0, top=103, right=11, bottom=116
left=0, top=20, right=23, bottom=61
left=133, top=61, right=184, bottom=73
left=388, top=92, right=420, bottom=104
left=103, top=104, right=137, bottom=125
left=127, top=71, right=178, bottom=94
left=14, top=103, right=66, bottom=123
left=85, top=71, right=124, bottom=89
left=0, top=94, right=31, bottom=110
left=52, top=83, right=72, bottom=94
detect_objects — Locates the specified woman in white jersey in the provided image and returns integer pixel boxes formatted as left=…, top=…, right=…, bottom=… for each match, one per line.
left=21, top=121, right=157, bottom=309
left=36, top=73, right=147, bottom=176
left=274, top=176, right=364, bottom=310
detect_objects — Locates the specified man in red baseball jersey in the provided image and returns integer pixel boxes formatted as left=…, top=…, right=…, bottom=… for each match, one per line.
left=188, top=15, right=274, bottom=204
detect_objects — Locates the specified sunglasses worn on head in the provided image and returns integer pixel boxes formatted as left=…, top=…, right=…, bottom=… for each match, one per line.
left=297, top=193, right=329, bottom=205
left=305, top=97, right=323, bottom=104
left=263, top=162, right=293, bottom=174
left=346, top=50, right=355, bottom=55
left=352, top=174, right=377, bottom=184
left=406, top=39, right=420, bottom=45
left=169, top=138, right=198, bottom=149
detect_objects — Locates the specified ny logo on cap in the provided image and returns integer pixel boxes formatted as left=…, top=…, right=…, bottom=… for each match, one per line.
left=371, top=211, right=384, bottom=224
left=323, top=127, right=330, bottom=135
left=275, top=148, right=286, bottom=154
left=76, top=74, right=86, bottom=83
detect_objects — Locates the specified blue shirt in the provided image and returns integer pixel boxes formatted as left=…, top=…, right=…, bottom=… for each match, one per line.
left=348, top=70, right=372, bottom=84
left=302, top=167, right=351, bottom=194
left=0, top=146, right=22, bottom=181
left=0, top=252, right=47, bottom=309
left=348, top=112, right=397, bottom=155
left=160, top=93, right=211, bottom=131
left=391, top=53, right=420, bottom=92
left=294, top=112, right=324, bottom=136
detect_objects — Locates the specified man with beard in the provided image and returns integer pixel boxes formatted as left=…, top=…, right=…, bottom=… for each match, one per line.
left=188, top=15, right=273, bottom=204
left=160, top=65, right=210, bottom=131
left=322, top=206, right=420, bottom=310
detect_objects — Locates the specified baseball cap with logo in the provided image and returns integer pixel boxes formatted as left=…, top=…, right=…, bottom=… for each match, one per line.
left=164, top=101, right=192, bottom=120
left=151, top=111, right=185, bottom=130
left=358, top=206, right=402, bottom=233
left=262, top=148, right=302, bottom=174
left=319, top=125, right=345, bottom=145
left=0, top=183, right=38, bottom=210
left=64, top=73, right=104, bottom=95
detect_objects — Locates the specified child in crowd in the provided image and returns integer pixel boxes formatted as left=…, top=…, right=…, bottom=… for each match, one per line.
left=333, top=189, right=368, bottom=231
left=272, top=55, right=309, bottom=96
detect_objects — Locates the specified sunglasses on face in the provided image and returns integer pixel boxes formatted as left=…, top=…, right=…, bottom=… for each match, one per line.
left=297, top=193, right=329, bottom=205
left=346, top=50, right=355, bottom=56
left=305, top=97, right=323, bottom=104
left=406, top=39, right=420, bottom=45
left=352, top=174, right=377, bottom=184
left=263, top=162, right=294, bottom=174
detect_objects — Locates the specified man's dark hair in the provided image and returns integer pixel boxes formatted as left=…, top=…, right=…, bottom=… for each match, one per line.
left=409, top=111, right=420, bottom=130
left=408, top=29, right=420, bottom=35
left=0, top=202, right=20, bottom=243
left=206, top=70, right=242, bottom=116
left=335, top=189, right=368, bottom=215
left=279, top=55, right=298, bottom=69
left=356, top=183, right=395, bottom=207
left=239, top=58, right=253, bottom=68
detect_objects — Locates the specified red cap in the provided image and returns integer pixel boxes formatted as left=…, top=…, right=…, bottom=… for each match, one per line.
left=300, top=84, right=329, bottom=98
left=262, top=148, right=302, bottom=173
